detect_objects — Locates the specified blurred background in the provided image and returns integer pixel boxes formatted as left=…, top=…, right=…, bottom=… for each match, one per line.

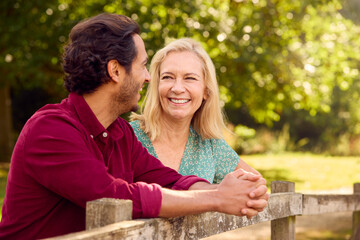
left=1, top=1, right=360, bottom=238
left=2, top=0, right=360, bottom=162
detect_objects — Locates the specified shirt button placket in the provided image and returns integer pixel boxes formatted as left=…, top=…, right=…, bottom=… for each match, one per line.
left=102, top=132, right=108, bottom=138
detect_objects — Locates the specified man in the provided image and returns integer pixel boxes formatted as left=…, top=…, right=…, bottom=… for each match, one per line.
left=0, top=13, right=268, bottom=239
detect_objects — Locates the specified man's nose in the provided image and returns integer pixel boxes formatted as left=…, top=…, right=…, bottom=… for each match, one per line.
left=145, top=68, right=150, bottom=83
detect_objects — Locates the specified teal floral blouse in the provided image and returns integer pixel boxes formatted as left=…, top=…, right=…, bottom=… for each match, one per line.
left=130, top=120, right=239, bottom=183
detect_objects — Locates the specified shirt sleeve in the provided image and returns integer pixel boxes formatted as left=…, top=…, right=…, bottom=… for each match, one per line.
left=22, top=114, right=162, bottom=219
left=211, top=138, right=240, bottom=184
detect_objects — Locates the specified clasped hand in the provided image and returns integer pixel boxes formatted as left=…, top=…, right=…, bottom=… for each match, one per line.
left=216, top=168, right=269, bottom=218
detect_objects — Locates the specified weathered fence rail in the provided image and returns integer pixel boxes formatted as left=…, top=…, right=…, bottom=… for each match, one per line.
left=45, top=181, right=360, bottom=240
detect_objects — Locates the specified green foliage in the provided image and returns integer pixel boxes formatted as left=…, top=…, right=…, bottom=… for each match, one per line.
left=106, top=0, right=360, bottom=153
left=233, top=124, right=297, bottom=154
left=0, top=0, right=110, bottom=95
left=1, top=0, right=360, bottom=154
left=109, top=0, right=360, bottom=127
left=0, top=0, right=108, bottom=131
left=1, top=0, right=66, bottom=94
left=222, top=0, right=360, bottom=126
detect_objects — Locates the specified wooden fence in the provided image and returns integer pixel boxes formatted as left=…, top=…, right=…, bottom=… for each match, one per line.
left=46, top=181, right=360, bottom=240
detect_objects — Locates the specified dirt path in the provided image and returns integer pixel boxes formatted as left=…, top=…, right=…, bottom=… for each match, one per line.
left=204, top=212, right=352, bottom=240
left=205, top=188, right=354, bottom=240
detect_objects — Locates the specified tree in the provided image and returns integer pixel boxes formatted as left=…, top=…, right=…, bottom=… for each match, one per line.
left=1, top=0, right=360, bottom=160
left=0, top=0, right=106, bottom=161
left=106, top=0, right=360, bottom=152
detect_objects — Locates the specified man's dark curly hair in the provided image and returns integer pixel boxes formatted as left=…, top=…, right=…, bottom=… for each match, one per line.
left=62, top=13, right=140, bottom=94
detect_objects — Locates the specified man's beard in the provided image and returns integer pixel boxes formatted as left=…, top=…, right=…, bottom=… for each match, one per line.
left=112, top=74, right=141, bottom=117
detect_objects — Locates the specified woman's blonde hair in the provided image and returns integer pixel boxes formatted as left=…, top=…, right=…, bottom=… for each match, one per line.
left=130, top=38, right=226, bottom=140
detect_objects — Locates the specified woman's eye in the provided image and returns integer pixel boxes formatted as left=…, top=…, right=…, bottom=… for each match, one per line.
left=161, top=76, right=172, bottom=80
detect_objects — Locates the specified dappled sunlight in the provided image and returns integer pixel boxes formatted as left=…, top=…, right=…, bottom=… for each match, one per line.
left=242, top=153, right=360, bottom=191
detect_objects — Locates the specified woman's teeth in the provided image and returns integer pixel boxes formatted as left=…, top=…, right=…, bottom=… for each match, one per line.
left=170, top=99, right=190, bottom=104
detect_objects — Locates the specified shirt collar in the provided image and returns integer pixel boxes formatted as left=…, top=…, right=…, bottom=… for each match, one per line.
left=69, top=92, right=104, bottom=139
left=68, top=92, right=123, bottom=140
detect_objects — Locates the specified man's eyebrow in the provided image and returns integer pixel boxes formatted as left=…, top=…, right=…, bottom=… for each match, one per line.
left=142, top=57, right=148, bottom=65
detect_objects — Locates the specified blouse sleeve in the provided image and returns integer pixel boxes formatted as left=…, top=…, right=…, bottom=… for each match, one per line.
left=211, top=138, right=240, bottom=184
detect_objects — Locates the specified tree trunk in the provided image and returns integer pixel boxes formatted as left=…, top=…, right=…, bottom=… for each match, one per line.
left=0, top=84, right=13, bottom=162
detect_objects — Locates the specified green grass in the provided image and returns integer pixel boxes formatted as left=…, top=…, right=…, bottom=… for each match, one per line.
left=297, top=228, right=352, bottom=240
left=242, top=152, right=360, bottom=192
left=241, top=153, right=359, bottom=240
left=0, top=168, right=8, bottom=221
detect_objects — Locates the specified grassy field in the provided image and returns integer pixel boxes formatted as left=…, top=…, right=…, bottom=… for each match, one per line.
left=242, top=152, right=360, bottom=192
left=0, top=167, right=8, bottom=221
left=240, top=153, right=360, bottom=240
left=0, top=153, right=359, bottom=239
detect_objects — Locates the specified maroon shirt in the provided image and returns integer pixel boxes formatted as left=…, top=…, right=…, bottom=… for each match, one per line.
left=0, top=93, right=207, bottom=239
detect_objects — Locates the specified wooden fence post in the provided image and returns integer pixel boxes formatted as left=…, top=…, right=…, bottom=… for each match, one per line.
left=271, top=181, right=296, bottom=240
left=352, top=183, right=360, bottom=240
left=86, top=198, right=133, bottom=230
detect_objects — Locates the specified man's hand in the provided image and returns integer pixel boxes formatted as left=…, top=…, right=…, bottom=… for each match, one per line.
left=241, top=170, right=269, bottom=217
left=215, top=169, right=268, bottom=218
left=158, top=169, right=268, bottom=218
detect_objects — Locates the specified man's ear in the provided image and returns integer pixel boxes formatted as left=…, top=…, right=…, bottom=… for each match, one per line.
left=107, top=60, right=123, bottom=83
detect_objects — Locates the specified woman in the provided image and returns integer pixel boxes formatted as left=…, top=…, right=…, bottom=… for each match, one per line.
left=130, top=38, right=259, bottom=183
